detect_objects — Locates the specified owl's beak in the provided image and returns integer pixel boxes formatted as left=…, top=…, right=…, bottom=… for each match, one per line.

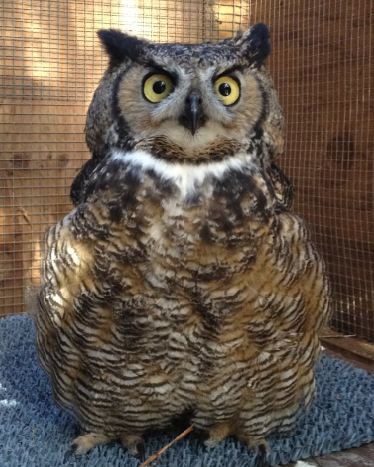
left=179, top=90, right=206, bottom=135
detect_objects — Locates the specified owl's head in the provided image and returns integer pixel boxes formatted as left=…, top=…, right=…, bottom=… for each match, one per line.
left=85, top=25, right=284, bottom=163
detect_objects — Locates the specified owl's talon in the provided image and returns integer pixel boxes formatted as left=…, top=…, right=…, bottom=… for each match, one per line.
left=120, top=434, right=145, bottom=458
left=135, top=441, right=146, bottom=461
left=203, top=422, right=231, bottom=448
left=72, top=433, right=112, bottom=455
left=255, top=443, right=271, bottom=467
left=64, top=445, right=76, bottom=461
left=203, top=438, right=217, bottom=449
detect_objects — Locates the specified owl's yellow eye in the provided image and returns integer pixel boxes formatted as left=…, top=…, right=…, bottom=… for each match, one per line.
left=213, top=75, right=240, bottom=106
left=143, top=73, right=174, bottom=103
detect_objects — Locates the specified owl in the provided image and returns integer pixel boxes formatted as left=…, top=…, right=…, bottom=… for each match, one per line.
left=36, top=24, right=330, bottom=463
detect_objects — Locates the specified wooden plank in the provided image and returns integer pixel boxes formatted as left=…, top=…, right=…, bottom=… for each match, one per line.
left=321, top=331, right=374, bottom=369
left=285, top=443, right=374, bottom=467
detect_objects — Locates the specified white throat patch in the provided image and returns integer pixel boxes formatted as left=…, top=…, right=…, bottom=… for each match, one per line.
left=111, top=148, right=256, bottom=198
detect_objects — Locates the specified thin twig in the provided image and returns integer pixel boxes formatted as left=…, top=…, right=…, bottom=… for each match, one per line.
left=321, top=334, right=356, bottom=338
left=17, top=207, right=31, bottom=225
left=139, top=425, right=193, bottom=467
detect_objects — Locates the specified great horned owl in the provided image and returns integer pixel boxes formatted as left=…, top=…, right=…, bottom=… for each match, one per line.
left=36, top=24, right=330, bottom=461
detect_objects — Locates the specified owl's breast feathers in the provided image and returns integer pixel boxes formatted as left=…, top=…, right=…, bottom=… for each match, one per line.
left=36, top=148, right=329, bottom=440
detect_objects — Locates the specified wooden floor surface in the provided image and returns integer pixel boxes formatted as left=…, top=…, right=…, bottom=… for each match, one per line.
left=305, top=442, right=374, bottom=467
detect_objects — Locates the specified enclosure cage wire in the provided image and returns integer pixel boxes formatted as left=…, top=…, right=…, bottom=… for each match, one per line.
left=0, top=0, right=373, bottom=342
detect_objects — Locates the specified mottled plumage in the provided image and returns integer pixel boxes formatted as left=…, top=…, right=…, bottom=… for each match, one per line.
left=36, top=24, right=329, bottom=460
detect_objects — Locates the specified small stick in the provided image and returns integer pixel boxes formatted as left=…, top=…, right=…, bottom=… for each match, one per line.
left=321, top=334, right=356, bottom=338
left=17, top=207, right=31, bottom=225
left=139, top=425, right=193, bottom=467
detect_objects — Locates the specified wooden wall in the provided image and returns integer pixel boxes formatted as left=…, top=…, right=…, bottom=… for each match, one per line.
left=256, top=0, right=374, bottom=341
left=0, top=1, right=373, bottom=341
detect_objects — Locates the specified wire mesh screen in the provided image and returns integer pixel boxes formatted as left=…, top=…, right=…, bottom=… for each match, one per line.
left=0, top=0, right=373, bottom=341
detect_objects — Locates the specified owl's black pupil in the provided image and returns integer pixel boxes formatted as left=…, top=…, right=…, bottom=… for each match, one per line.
left=219, top=83, right=231, bottom=96
left=153, top=81, right=166, bottom=94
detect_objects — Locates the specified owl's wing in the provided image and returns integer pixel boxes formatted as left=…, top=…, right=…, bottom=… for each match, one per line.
left=70, top=149, right=120, bottom=205
left=266, top=161, right=294, bottom=211
left=36, top=194, right=117, bottom=373
left=70, top=158, right=102, bottom=205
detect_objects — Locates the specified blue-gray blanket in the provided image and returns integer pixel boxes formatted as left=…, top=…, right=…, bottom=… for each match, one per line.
left=0, top=315, right=373, bottom=466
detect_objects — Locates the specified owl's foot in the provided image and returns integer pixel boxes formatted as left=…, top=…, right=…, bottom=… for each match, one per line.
left=204, top=422, right=232, bottom=448
left=255, top=443, right=272, bottom=467
left=239, top=436, right=271, bottom=467
left=120, top=434, right=145, bottom=460
left=72, top=433, right=113, bottom=455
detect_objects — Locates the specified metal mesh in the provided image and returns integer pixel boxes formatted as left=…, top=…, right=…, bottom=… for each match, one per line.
left=0, top=0, right=373, bottom=341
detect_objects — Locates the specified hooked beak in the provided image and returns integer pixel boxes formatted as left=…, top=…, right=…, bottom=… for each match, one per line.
left=179, top=90, right=206, bottom=135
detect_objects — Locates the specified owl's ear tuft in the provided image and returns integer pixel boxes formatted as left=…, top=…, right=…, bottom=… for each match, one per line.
left=237, top=23, right=271, bottom=66
left=97, top=29, right=146, bottom=65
